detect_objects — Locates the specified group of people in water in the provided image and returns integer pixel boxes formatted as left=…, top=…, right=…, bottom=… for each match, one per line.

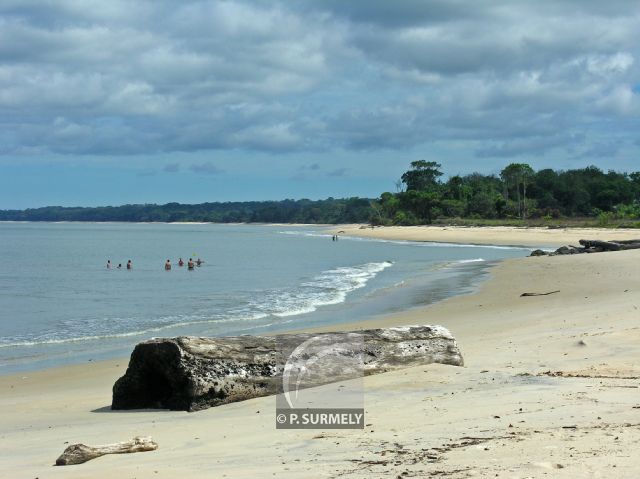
left=106, top=259, right=132, bottom=270
left=106, top=258, right=203, bottom=270
left=165, top=257, right=203, bottom=271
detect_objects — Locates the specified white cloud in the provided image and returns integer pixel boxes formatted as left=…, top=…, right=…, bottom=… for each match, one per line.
left=0, top=0, right=638, bottom=168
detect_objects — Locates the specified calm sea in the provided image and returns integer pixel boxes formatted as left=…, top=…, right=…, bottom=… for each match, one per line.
left=0, top=223, right=533, bottom=373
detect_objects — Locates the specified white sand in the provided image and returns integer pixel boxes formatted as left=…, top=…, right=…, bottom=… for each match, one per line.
left=330, top=224, right=640, bottom=247
left=1, top=230, right=639, bottom=478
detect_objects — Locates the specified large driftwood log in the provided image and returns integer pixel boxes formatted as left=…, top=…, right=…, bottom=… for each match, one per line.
left=55, top=436, right=158, bottom=466
left=112, top=325, right=463, bottom=412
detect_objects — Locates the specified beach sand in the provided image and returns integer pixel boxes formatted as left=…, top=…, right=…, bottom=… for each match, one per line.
left=1, top=229, right=639, bottom=478
left=330, top=224, right=640, bottom=247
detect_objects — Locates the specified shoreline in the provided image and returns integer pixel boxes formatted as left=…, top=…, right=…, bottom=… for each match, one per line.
left=0, top=256, right=502, bottom=377
left=0, top=220, right=335, bottom=226
left=0, top=225, right=528, bottom=376
left=2, top=228, right=639, bottom=477
left=329, top=224, right=640, bottom=247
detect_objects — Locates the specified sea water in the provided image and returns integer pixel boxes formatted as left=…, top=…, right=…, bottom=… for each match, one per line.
left=0, top=223, right=533, bottom=373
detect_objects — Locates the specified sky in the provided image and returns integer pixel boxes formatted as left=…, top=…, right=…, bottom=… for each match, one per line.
left=1, top=0, right=639, bottom=208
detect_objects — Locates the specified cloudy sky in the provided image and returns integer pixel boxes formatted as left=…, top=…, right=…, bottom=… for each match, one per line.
left=1, top=0, right=639, bottom=208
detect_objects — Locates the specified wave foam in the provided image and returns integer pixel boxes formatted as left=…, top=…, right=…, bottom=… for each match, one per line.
left=456, top=258, right=485, bottom=263
left=230, top=261, right=393, bottom=318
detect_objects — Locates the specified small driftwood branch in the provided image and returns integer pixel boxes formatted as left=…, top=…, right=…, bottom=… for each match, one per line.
left=55, top=436, right=158, bottom=466
left=520, top=290, right=560, bottom=297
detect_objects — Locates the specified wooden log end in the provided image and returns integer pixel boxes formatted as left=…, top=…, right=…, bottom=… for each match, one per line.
left=55, top=436, right=158, bottom=466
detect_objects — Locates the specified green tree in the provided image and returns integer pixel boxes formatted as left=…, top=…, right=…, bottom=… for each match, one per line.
left=501, top=163, right=534, bottom=219
left=400, top=161, right=443, bottom=192
left=520, top=164, right=534, bottom=219
left=398, top=190, right=441, bottom=223
left=500, top=163, right=521, bottom=216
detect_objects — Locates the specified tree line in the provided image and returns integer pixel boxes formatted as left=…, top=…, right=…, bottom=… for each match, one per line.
left=0, top=198, right=373, bottom=224
left=1, top=162, right=639, bottom=225
left=373, top=161, right=640, bottom=225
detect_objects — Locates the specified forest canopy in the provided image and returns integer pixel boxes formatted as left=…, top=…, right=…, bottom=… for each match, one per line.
left=373, top=162, right=640, bottom=226
left=1, top=163, right=639, bottom=225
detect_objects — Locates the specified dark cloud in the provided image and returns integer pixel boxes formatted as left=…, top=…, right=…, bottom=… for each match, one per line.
left=327, top=168, right=349, bottom=177
left=189, top=162, right=224, bottom=175
left=0, top=0, right=638, bottom=169
left=475, top=135, right=580, bottom=159
left=136, top=168, right=157, bottom=177
left=295, top=0, right=482, bottom=28
left=163, top=163, right=180, bottom=173
left=575, top=140, right=622, bottom=160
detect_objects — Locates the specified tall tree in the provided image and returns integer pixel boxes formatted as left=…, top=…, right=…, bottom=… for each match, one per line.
left=401, top=161, right=443, bottom=191
left=500, top=164, right=521, bottom=217
left=520, top=164, right=534, bottom=219
left=501, top=163, right=533, bottom=219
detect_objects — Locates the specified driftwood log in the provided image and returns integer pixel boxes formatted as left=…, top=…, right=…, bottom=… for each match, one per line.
left=55, top=436, right=158, bottom=466
left=112, top=325, right=463, bottom=412
left=531, top=239, right=640, bottom=256
left=579, top=239, right=622, bottom=251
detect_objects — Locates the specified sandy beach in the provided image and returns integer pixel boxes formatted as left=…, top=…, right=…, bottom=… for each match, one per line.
left=330, top=224, right=640, bottom=247
left=1, top=228, right=639, bottom=478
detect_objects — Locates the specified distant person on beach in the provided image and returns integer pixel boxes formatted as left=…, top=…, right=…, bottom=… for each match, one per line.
left=117, top=263, right=122, bottom=269
left=178, top=258, right=184, bottom=267
left=188, top=258, right=195, bottom=270
left=126, top=260, right=132, bottom=270
left=165, top=259, right=172, bottom=271
left=106, top=260, right=111, bottom=269
left=196, top=258, right=203, bottom=267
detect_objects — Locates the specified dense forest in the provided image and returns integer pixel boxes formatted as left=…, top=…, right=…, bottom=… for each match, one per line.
left=1, top=163, right=639, bottom=226
left=0, top=198, right=373, bottom=224
left=372, top=162, right=640, bottom=226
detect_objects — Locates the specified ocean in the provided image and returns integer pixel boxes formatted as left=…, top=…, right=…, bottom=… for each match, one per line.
left=0, top=223, right=533, bottom=373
